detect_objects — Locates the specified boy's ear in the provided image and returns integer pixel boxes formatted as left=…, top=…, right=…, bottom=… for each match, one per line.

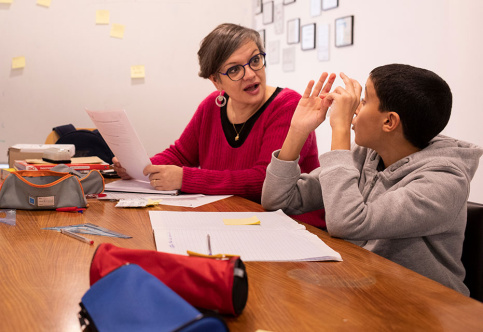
left=382, top=112, right=401, bottom=133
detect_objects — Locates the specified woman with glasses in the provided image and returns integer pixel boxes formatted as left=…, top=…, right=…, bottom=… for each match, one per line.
left=113, top=23, right=327, bottom=226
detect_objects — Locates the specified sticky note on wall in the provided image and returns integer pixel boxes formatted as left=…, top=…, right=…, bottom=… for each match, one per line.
left=12, top=56, right=26, bottom=69
left=110, top=24, right=125, bottom=39
left=36, top=0, right=51, bottom=8
left=131, top=65, right=145, bottom=79
left=96, top=10, right=110, bottom=25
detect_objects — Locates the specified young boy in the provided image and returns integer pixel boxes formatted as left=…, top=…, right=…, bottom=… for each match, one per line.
left=261, top=64, right=482, bottom=295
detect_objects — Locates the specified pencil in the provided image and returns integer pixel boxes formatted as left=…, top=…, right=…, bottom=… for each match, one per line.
left=60, top=229, right=94, bottom=245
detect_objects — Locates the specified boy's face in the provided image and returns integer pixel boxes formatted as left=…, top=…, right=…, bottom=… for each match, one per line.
left=352, top=77, right=387, bottom=150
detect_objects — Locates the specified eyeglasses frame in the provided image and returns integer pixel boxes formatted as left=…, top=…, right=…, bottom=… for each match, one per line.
left=218, top=52, right=267, bottom=81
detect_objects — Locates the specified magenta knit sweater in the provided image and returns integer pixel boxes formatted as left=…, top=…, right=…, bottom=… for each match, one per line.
left=150, top=88, right=320, bottom=203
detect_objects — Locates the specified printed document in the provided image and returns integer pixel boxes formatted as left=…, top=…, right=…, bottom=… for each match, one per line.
left=86, top=109, right=151, bottom=181
left=105, top=179, right=178, bottom=195
left=149, top=210, right=342, bottom=262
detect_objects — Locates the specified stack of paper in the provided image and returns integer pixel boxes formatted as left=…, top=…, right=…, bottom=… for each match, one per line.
left=149, top=210, right=342, bottom=262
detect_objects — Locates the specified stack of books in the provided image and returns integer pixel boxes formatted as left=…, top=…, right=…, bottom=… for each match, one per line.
left=14, top=156, right=110, bottom=171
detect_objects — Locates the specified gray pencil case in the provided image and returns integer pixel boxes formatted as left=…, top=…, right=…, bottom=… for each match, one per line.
left=0, top=166, right=104, bottom=210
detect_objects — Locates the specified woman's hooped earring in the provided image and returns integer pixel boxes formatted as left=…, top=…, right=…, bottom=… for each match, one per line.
left=215, top=92, right=227, bottom=107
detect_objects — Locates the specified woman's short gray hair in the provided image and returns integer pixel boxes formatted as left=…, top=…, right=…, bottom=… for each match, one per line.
left=197, top=23, right=265, bottom=79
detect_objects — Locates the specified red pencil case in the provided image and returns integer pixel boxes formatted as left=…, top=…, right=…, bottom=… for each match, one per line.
left=89, top=243, right=248, bottom=316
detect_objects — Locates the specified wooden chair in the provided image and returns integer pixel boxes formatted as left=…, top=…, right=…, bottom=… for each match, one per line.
left=45, top=128, right=95, bottom=144
left=462, top=201, right=483, bottom=302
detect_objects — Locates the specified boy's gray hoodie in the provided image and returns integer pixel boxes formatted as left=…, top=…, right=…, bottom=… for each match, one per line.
left=262, top=135, right=483, bottom=295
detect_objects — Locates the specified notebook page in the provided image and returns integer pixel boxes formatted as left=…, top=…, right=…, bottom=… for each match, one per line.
left=150, top=210, right=342, bottom=262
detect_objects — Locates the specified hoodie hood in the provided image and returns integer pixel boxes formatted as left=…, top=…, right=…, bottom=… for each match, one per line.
left=365, top=135, right=483, bottom=183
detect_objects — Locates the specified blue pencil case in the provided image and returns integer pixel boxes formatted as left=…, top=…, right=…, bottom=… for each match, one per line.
left=78, top=263, right=229, bottom=332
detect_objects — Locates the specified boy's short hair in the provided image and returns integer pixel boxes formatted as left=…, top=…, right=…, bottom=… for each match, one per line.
left=370, top=64, right=452, bottom=149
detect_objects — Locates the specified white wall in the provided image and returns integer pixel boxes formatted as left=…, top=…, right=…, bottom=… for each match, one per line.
left=0, top=0, right=251, bottom=161
left=1, top=0, right=482, bottom=203
left=254, top=0, right=483, bottom=203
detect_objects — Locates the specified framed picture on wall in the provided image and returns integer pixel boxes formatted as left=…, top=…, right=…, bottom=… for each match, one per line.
left=283, top=0, right=296, bottom=5
left=255, top=0, right=262, bottom=14
left=263, top=1, right=274, bottom=24
left=258, top=29, right=266, bottom=49
left=301, top=23, right=316, bottom=50
left=322, top=0, right=338, bottom=10
left=335, top=15, right=354, bottom=47
left=287, top=18, right=300, bottom=44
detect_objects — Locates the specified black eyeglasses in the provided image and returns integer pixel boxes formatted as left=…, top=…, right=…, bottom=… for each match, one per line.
left=218, top=52, right=266, bottom=81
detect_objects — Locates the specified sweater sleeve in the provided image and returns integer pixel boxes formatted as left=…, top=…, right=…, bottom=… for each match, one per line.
left=262, top=149, right=325, bottom=213
left=180, top=89, right=318, bottom=202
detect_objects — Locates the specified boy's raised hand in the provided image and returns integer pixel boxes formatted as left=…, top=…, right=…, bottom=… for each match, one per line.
left=278, top=72, right=335, bottom=161
left=289, top=72, right=336, bottom=136
left=324, top=72, right=362, bottom=150
left=325, top=72, right=362, bottom=129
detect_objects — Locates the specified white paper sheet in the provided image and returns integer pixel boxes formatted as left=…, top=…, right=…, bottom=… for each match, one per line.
left=149, top=210, right=342, bottom=262
left=104, top=179, right=178, bottom=195
left=86, top=109, right=151, bottom=180
left=98, top=190, right=231, bottom=208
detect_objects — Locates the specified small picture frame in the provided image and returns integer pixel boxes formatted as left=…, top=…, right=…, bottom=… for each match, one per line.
left=287, top=18, right=300, bottom=44
left=258, top=29, right=266, bottom=49
left=254, top=0, right=262, bottom=14
left=263, top=1, right=274, bottom=24
left=322, top=0, right=338, bottom=11
left=335, top=15, right=354, bottom=47
left=301, top=23, right=316, bottom=50
left=283, top=0, right=296, bottom=4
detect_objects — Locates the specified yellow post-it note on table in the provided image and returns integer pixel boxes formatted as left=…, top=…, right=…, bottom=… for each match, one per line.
left=0, top=0, right=13, bottom=4
left=146, top=199, right=162, bottom=206
left=223, top=215, right=260, bottom=226
left=110, top=24, right=125, bottom=39
left=36, top=0, right=51, bottom=8
left=96, top=10, right=110, bottom=25
left=12, top=56, right=26, bottom=69
left=131, top=65, right=145, bottom=79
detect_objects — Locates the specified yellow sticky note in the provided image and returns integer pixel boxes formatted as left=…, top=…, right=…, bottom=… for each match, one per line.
left=0, top=0, right=13, bottom=4
left=223, top=216, right=260, bottom=226
left=96, top=10, right=110, bottom=25
left=12, top=56, right=26, bottom=69
left=36, top=0, right=51, bottom=8
left=131, top=65, right=145, bottom=79
left=110, top=24, right=125, bottom=39
left=146, top=198, right=161, bottom=206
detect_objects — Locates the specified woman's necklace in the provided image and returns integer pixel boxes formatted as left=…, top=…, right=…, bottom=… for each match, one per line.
left=233, top=122, right=247, bottom=141
left=232, top=108, right=254, bottom=141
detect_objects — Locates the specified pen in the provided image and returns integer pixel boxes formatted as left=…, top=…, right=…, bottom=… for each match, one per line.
left=56, top=207, right=86, bottom=213
left=207, top=234, right=212, bottom=255
left=60, top=229, right=94, bottom=245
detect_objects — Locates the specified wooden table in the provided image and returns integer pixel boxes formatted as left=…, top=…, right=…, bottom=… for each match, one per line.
left=1, top=196, right=482, bottom=331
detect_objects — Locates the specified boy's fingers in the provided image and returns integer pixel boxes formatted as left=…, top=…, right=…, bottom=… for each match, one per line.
left=311, top=72, right=329, bottom=97
left=322, top=73, right=337, bottom=94
left=352, top=78, right=363, bottom=98
left=339, top=72, right=355, bottom=94
left=302, top=80, right=315, bottom=98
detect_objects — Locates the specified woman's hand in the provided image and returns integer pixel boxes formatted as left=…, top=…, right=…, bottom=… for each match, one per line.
left=112, top=157, right=132, bottom=180
left=143, top=165, right=183, bottom=191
